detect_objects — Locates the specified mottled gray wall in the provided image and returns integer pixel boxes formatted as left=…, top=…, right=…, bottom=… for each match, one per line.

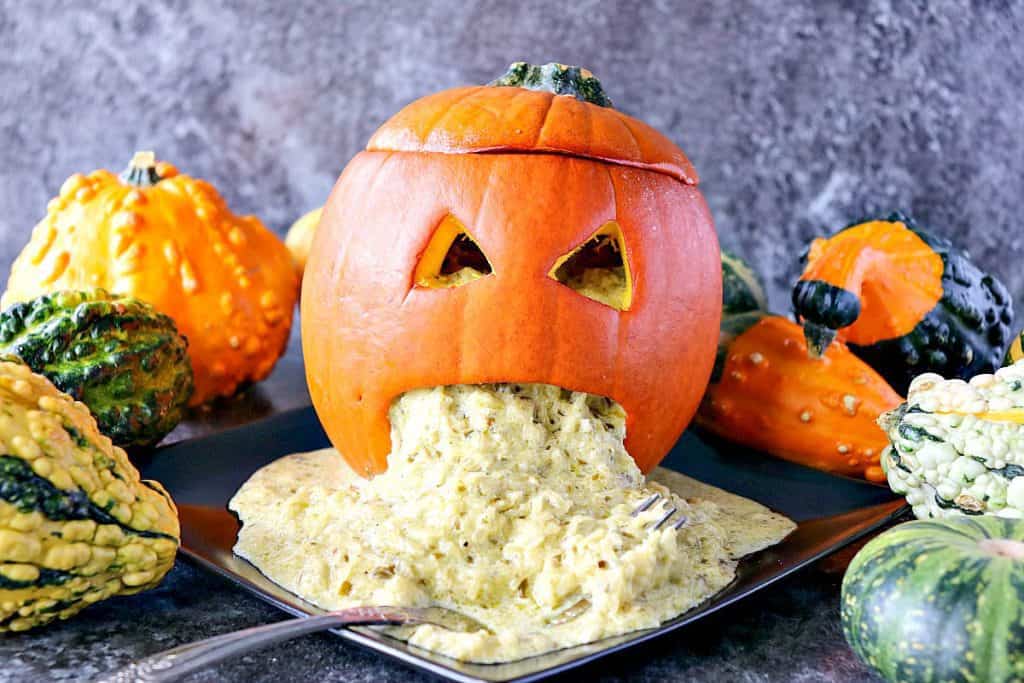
left=1, top=0, right=1022, bottom=313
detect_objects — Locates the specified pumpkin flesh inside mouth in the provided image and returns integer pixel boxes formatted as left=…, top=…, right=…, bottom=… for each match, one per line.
left=231, top=383, right=793, bottom=663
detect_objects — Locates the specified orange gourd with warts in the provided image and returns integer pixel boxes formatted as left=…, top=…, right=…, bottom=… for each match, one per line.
left=303, top=63, right=721, bottom=476
left=698, top=315, right=901, bottom=482
left=2, top=152, right=298, bottom=405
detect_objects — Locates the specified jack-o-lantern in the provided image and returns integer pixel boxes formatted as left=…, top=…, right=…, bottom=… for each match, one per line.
left=303, top=63, right=721, bottom=476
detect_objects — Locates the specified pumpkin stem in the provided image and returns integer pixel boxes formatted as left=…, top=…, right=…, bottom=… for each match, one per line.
left=489, top=62, right=614, bottom=108
left=120, top=151, right=162, bottom=187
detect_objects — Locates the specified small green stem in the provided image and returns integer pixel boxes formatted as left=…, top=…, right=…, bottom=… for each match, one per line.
left=120, top=151, right=162, bottom=187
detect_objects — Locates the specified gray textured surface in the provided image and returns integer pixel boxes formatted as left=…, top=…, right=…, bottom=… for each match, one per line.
left=1, top=0, right=1023, bottom=313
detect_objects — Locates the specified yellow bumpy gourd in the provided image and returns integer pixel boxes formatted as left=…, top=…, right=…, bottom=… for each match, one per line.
left=0, top=360, right=179, bottom=631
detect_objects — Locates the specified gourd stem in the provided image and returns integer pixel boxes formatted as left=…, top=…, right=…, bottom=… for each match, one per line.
left=120, top=150, right=162, bottom=187
left=803, top=321, right=836, bottom=358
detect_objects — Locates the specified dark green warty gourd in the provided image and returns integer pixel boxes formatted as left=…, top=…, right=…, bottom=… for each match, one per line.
left=0, top=290, right=193, bottom=448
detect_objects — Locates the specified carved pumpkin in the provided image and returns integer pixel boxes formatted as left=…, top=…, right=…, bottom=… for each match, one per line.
left=2, top=152, right=298, bottom=405
left=303, top=63, right=721, bottom=476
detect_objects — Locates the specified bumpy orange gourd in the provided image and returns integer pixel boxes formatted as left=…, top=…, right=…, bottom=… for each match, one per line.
left=2, top=152, right=298, bottom=405
left=303, top=63, right=721, bottom=476
left=698, top=316, right=902, bottom=482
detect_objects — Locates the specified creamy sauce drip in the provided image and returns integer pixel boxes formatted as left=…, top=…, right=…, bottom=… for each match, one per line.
left=231, top=384, right=793, bottom=663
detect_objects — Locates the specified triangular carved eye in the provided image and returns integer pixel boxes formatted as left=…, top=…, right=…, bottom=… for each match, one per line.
left=413, top=214, right=493, bottom=288
left=549, top=221, right=632, bottom=310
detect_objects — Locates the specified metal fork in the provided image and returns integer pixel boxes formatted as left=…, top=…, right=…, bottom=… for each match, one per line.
left=94, top=605, right=487, bottom=683
left=631, top=492, right=689, bottom=530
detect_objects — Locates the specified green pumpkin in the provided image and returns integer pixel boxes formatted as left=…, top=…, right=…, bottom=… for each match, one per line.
left=0, top=290, right=193, bottom=448
left=842, top=517, right=1024, bottom=682
left=793, top=213, right=1014, bottom=395
left=712, top=251, right=767, bottom=381
left=722, top=249, right=769, bottom=317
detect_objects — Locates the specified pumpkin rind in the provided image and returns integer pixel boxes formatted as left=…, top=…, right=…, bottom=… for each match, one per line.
left=1, top=153, right=299, bottom=405
left=793, top=214, right=1014, bottom=394
left=0, top=290, right=192, bottom=448
left=880, top=361, right=1024, bottom=519
left=0, top=360, right=179, bottom=631
left=698, top=316, right=901, bottom=482
left=841, top=517, right=1024, bottom=682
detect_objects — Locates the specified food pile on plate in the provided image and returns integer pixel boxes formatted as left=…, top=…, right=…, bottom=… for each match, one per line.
left=0, top=59, right=1022, bottom=681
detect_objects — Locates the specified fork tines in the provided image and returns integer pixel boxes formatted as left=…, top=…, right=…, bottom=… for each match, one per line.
left=632, top=493, right=688, bottom=530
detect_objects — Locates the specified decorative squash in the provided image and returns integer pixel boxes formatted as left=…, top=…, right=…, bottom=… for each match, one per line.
left=0, top=360, right=179, bottom=631
left=303, top=62, right=721, bottom=476
left=285, top=207, right=322, bottom=279
left=722, top=249, right=768, bottom=318
left=880, top=361, right=1024, bottom=519
left=1, top=151, right=299, bottom=405
left=698, top=316, right=902, bottom=482
left=0, top=290, right=192, bottom=448
left=792, top=213, right=1014, bottom=394
left=841, top=517, right=1024, bottom=682
left=714, top=250, right=768, bottom=379
left=1008, top=330, right=1023, bottom=365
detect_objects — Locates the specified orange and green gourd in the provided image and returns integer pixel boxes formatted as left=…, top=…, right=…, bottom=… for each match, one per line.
left=0, top=360, right=179, bottom=631
left=699, top=315, right=902, bottom=482
left=1, top=152, right=299, bottom=405
left=792, top=213, right=1014, bottom=394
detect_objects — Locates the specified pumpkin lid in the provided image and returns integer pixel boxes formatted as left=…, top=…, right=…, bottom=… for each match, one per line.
left=367, top=62, right=698, bottom=185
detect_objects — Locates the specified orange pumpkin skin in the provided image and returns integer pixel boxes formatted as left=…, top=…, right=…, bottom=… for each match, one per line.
left=2, top=157, right=298, bottom=405
left=303, top=150, right=720, bottom=477
left=698, top=316, right=902, bottom=482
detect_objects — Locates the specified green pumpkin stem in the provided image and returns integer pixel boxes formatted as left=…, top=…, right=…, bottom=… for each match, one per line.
left=803, top=320, right=837, bottom=358
left=120, top=150, right=162, bottom=187
left=490, top=62, right=614, bottom=108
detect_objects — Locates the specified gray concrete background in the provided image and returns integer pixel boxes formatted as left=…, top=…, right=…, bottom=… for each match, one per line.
left=1, top=0, right=1022, bottom=314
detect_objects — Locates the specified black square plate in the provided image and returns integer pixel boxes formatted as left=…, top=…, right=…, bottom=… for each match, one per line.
left=140, top=406, right=905, bottom=683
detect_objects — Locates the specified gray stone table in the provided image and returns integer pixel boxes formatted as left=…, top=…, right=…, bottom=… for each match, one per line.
left=0, top=327, right=883, bottom=683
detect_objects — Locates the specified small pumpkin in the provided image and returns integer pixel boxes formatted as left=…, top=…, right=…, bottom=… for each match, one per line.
left=285, top=207, right=322, bottom=279
left=303, top=62, right=721, bottom=476
left=2, top=152, right=299, bottom=405
left=698, top=315, right=901, bottom=482
left=792, top=213, right=1014, bottom=394
left=0, top=289, right=192, bottom=447
left=842, top=517, right=1024, bottom=682
left=0, top=360, right=179, bottom=631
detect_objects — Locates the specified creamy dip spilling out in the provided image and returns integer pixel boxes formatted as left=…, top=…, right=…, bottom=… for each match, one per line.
left=230, top=384, right=794, bottom=663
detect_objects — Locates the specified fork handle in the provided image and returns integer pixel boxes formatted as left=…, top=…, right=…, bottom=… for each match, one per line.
left=94, top=606, right=411, bottom=683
